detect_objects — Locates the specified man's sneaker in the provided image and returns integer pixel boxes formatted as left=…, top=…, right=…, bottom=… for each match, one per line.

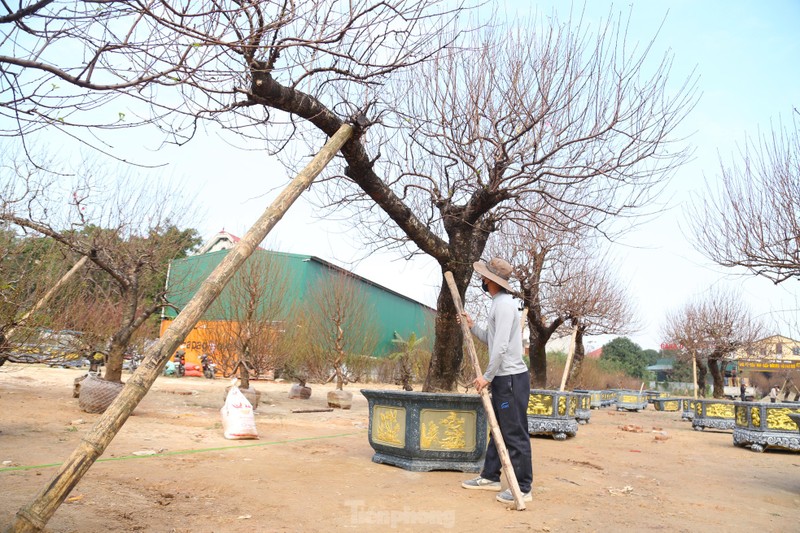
left=496, top=489, right=533, bottom=504
left=461, top=476, right=501, bottom=491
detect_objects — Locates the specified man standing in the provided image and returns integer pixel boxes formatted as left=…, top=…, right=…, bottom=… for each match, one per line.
left=459, top=257, right=533, bottom=505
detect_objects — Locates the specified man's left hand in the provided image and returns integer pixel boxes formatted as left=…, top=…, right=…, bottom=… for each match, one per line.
left=474, top=375, right=489, bottom=393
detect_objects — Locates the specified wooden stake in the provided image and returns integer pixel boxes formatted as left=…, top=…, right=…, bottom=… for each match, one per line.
left=6, top=124, right=354, bottom=533
left=558, top=325, right=578, bottom=392
left=444, top=272, right=526, bottom=511
left=4, top=256, right=88, bottom=341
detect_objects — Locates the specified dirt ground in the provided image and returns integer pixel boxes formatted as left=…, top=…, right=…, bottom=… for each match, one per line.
left=1, top=364, right=798, bottom=533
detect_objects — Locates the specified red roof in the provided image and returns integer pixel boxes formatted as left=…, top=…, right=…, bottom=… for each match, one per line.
left=586, top=347, right=602, bottom=359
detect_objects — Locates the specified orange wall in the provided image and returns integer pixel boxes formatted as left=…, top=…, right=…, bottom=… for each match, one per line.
left=159, top=319, right=231, bottom=366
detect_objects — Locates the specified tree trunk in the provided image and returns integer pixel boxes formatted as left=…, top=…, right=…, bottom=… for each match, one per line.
left=103, top=329, right=135, bottom=383
left=525, top=304, right=566, bottom=388
left=528, top=338, right=547, bottom=388
left=239, top=361, right=251, bottom=390
left=424, top=283, right=464, bottom=392
left=707, top=357, right=725, bottom=398
left=696, top=358, right=708, bottom=398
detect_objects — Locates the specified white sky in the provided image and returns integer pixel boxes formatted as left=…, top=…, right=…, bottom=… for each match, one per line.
left=5, top=1, right=800, bottom=350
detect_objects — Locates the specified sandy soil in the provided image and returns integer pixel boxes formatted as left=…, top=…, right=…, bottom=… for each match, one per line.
left=1, top=363, right=798, bottom=533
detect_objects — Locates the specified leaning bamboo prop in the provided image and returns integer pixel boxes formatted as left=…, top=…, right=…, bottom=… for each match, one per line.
left=444, top=272, right=527, bottom=511
left=558, top=325, right=578, bottom=392
left=6, top=124, right=354, bottom=533
left=4, top=256, right=89, bottom=341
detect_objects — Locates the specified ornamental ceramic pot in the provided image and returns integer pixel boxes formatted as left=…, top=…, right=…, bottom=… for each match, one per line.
left=572, top=391, right=592, bottom=424
left=681, top=398, right=696, bottom=421
left=652, top=398, right=682, bottom=412
left=361, top=390, right=488, bottom=472
left=733, top=402, right=800, bottom=452
left=601, top=390, right=615, bottom=407
left=575, top=389, right=603, bottom=410
left=615, top=390, right=648, bottom=412
left=527, top=389, right=579, bottom=440
left=691, top=398, right=736, bottom=431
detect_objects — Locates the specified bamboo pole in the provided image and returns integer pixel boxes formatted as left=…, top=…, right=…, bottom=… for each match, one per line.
left=692, top=350, right=698, bottom=399
left=558, top=325, right=578, bottom=392
left=5, top=124, right=354, bottom=533
left=4, top=256, right=89, bottom=341
left=444, top=272, right=526, bottom=511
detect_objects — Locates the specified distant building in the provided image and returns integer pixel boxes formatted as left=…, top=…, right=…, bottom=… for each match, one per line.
left=733, top=335, right=800, bottom=372
left=585, top=347, right=603, bottom=359
left=646, top=359, right=674, bottom=382
left=161, top=231, right=436, bottom=365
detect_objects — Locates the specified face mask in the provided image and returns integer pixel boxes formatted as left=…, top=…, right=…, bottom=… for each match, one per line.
left=481, top=281, right=489, bottom=293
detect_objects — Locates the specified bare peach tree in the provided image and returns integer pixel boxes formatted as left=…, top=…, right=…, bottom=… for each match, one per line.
left=0, top=158, right=201, bottom=382
left=325, top=18, right=696, bottom=390
left=495, top=212, right=635, bottom=389
left=200, top=252, right=293, bottom=389
left=291, top=268, right=380, bottom=390
left=493, top=197, right=596, bottom=387
left=0, top=229, right=72, bottom=365
left=558, top=259, right=636, bottom=389
left=2, top=3, right=697, bottom=391
left=663, top=291, right=762, bottom=398
left=690, top=112, right=800, bottom=284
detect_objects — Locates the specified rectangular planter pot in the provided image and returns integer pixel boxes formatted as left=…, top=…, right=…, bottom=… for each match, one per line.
left=361, top=389, right=488, bottom=472
left=733, top=401, right=800, bottom=452
left=691, top=398, right=736, bottom=431
left=681, top=399, right=696, bottom=421
left=573, top=391, right=591, bottom=424
left=527, top=389, right=579, bottom=440
left=575, top=389, right=603, bottom=410
left=601, top=390, right=615, bottom=407
left=615, top=390, right=648, bottom=411
left=652, top=398, right=682, bottom=412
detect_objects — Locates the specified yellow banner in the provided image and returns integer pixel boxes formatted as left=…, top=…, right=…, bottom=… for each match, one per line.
left=738, top=360, right=799, bottom=371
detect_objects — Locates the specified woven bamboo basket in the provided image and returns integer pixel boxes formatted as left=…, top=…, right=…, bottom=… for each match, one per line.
left=78, top=373, right=124, bottom=413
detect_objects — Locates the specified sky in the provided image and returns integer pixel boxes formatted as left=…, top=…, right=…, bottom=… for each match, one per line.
left=5, top=1, right=800, bottom=351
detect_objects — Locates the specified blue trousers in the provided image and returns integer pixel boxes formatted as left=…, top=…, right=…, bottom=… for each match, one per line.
left=480, top=371, right=533, bottom=493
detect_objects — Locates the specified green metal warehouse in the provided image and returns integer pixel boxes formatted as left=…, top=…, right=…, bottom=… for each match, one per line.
left=162, top=247, right=436, bottom=358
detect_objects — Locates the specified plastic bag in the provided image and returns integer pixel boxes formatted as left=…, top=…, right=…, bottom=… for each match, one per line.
left=221, top=384, right=258, bottom=440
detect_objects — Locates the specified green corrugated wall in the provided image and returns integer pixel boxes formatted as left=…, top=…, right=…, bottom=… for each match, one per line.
left=163, top=249, right=436, bottom=356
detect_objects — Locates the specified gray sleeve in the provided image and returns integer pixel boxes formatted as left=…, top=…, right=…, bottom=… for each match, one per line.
left=471, top=324, right=488, bottom=345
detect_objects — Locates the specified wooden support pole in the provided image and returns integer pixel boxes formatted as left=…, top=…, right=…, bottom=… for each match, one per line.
left=5, top=124, right=354, bottom=533
left=444, top=272, right=526, bottom=511
left=558, top=325, right=578, bottom=392
left=692, top=351, right=698, bottom=399
left=4, top=256, right=89, bottom=341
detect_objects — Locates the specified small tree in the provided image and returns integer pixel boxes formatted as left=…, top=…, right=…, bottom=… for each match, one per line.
left=292, top=268, right=380, bottom=390
left=388, top=332, right=428, bottom=391
left=663, top=292, right=763, bottom=398
left=0, top=229, right=70, bottom=364
left=200, top=252, right=293, bottom=390
left=1, top=160, right=201, bottom=382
